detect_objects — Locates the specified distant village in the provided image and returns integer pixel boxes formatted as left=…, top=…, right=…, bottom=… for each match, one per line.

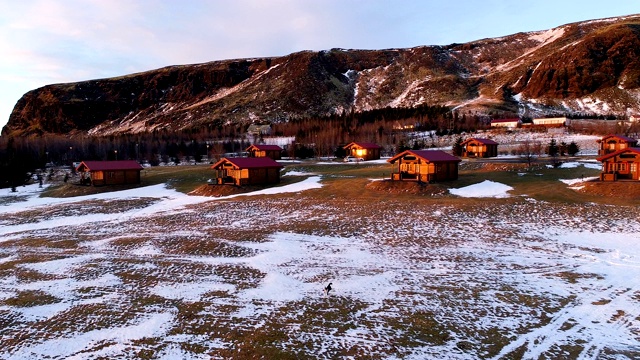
left=69, top=116, right=640, bottom=190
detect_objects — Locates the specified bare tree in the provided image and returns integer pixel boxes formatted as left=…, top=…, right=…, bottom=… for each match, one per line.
left=518, top=139, right=543, bottom=169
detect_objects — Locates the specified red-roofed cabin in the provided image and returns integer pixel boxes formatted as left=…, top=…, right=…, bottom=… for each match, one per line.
left=75, top=160, right=143, bottom=186
left=211, top=157, right=283, bottom=186
left=388, top=150, right=461, bottom=182
left=343, top=142, right=382, bottom=161
left=596, top=147, right=640, bottom=181
left=246, top=144, right=283, bottom=160
left=596, top=134, right=638, bottom=156
left=461, top=138, right=499, bottom=158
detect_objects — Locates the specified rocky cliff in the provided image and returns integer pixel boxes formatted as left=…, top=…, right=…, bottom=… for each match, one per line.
left=3, top=14, right=640, bottom=137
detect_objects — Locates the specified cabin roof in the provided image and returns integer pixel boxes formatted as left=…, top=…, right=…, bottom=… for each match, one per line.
left=246, top=144, right=283, bottom=151
left=211, top=157, right=283, bottom=169
left=461, top=138, right=499, bottom=145
left=387, top=150, right=461, bottom=164
left=596, top=147, right=640, bottom=162
left=76, top=160, right=143, bottom=172
left=343, top=142, right=382, bottom=149
left=491, top=118, right=520, bottom=123
left=597, top=134, right=638, bottom=143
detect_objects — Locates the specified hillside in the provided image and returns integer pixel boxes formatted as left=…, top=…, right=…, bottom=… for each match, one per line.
left=3, top=14, right=640, bottom=137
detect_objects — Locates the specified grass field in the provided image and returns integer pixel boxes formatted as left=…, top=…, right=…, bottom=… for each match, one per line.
left=1, top=158, right=639, bottom=359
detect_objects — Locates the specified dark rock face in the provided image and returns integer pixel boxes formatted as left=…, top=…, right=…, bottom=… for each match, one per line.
left=4, top=14, right=640, bottom=137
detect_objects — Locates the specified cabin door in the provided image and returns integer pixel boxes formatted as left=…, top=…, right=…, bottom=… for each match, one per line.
left=632, top=163, right=639, bottom=180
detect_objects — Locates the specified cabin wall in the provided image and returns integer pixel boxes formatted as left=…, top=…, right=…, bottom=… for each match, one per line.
left=463, top=142, right=497, bottom=158
left=244, top=168, right=280, bottom=185
left=348, top=147, right=381, bottom=161
left=600, top=153, right=640, bottom=181
left=215, top=167, right=280, bottom=185
left=598, top=139, right=636, bottom=156
left=391, top=158, right=458, bottom=182
left=267, top=150, right=282, bottom=160
left=90, top=171, right=105, bottom=186
left=486, top=144, right=498, bottom=157
left=90, top=170, right=141, bottom=186
left=366, top=148, right=381, bottom=161
left=434, top=162, right=459, bottom=181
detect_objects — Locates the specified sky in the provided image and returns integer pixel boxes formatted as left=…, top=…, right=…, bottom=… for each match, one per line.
left=0, top=0, right=638, bottom=132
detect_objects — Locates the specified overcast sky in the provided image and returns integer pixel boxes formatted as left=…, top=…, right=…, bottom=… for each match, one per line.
left=0, top=0, right=638, bottom=131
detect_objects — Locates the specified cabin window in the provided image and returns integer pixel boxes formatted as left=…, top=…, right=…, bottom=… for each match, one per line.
left=608, top=142, right=616, bottom=150
left=631, top=163, right=638, bottom=173
left=609, top=163, right=627, bottom=172
left=108, top=172, right=115, bottom=178
left=403, top=155, right=417, bottom=161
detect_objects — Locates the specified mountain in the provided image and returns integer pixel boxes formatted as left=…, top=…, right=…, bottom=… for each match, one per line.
left=3, top=14, right=640, bottom=137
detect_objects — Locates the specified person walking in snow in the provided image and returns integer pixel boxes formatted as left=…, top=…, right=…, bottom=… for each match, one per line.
left=324, top=282, right=332, bottom=296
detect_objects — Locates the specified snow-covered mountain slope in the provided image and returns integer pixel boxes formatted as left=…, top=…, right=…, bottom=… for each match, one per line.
left=4, top=14, right=640, bottom=137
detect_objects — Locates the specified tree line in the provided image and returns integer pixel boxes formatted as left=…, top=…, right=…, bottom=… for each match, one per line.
left=1, top=104, right=470, bottom=188
left=1, top=101, right=615, bottom=189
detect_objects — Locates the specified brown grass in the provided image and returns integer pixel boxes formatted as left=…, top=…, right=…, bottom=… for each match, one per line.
left=3, top=290, right=60, bottom=307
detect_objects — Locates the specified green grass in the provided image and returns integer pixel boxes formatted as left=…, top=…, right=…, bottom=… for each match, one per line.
left=37, top=158, right=630, bottom=206
left=142, top=164, right=213, bottom=193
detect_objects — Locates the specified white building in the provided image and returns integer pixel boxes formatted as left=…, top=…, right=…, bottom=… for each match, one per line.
left=490, top=118, right=521, bottom=129
left=532, top=117, right=568, bottom=126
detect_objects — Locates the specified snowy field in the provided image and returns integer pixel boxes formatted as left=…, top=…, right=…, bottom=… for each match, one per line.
left=1, top=173, right=639, bottom=359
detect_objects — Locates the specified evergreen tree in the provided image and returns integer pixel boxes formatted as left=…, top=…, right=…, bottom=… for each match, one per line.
left=452, top=136, right=464, bottom=156
left=334, top=145, right=347, bottom=159
left=396, top=139, right=410, bottom=153
left=567, top=141, right=580, bottom=156
left=547, top=138, right=559, bottom=157
left=559, top=141, right=568, bottom=156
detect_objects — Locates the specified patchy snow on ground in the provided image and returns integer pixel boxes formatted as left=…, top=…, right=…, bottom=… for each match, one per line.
left=549, top=161, right=601, bottom=170
left=449, top=180, right=514, bottom=198
left=560, top=177, right=599, bottom=186
left=283, top=170, right=315, bottom=176
left=1, top=177, right=639, bottom=359
left=0, top=179, right=323, bottom=239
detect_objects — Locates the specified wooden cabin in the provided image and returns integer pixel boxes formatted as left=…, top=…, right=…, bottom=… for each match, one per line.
left=388, top=150, right=461, bottom=182
left=596, top=147, right=640, bottom=181
left=246, top=144, right=283, bottom=160
left=596, top=134, right=638, bottom=156
left=461, top=138, right=499, bottom=158
left=343, top=142, right=382, bottom=161
left=211, top=157, right=283, bottom=186
left=76, top=160, right=143, bottom=186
